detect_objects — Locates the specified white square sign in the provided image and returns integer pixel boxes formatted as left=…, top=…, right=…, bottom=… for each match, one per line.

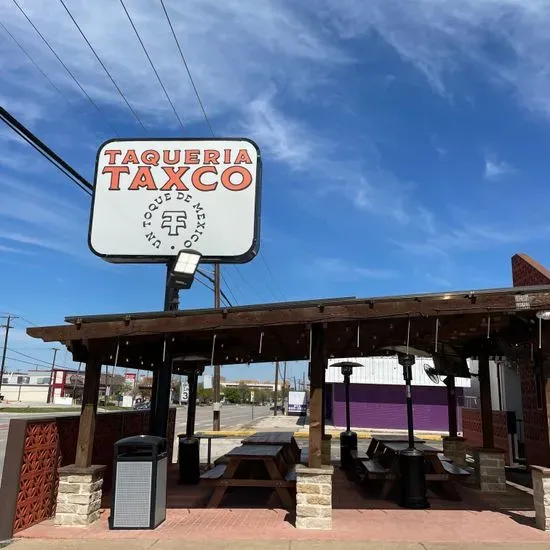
left=89, top=138, right=261, bottom=263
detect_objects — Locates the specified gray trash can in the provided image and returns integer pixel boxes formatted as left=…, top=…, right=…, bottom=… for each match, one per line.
left=110, top=435, right=168, bottom=530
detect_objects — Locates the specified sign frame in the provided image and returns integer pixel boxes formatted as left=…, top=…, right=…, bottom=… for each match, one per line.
left=88, top=137, right=262, bottom=264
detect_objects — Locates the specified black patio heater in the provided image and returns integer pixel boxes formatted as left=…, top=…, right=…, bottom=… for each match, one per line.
left=398, top=352, right=428, bottom=509
left=178, top=367, right=203, bottom=485
left=337, top=362, right=358, bottom=473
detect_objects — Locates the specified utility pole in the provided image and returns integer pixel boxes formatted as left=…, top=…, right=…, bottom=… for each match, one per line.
left=0, top=315, right=15, bottom=399
left=274, top=360, right=279, bottom=416
left=282, top=361, right=287, bottom=415
left=46, top=347, right=59, bottom=404
left=213, top=264, right=221, bottom=430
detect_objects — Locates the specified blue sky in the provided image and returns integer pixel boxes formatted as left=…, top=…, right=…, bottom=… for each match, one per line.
left=1, top=0, right=550, bottom=382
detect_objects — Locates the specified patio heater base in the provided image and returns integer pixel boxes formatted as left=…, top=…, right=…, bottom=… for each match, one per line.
left=178, top=436, right=200, bottom=485
left=399, top=448, right=429, bottom=509
left=340, top=430, right=358, bottom=472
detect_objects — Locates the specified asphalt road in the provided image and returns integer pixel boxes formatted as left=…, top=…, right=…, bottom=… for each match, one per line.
left=0, top=404, right=269, bottom=485
left=179, top=403, right=270, bottom=433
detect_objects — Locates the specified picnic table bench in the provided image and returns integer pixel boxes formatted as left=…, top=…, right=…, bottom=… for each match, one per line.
left=200, top=444, right=295, bottom=508
left=359, top=438, right=470, bottom=501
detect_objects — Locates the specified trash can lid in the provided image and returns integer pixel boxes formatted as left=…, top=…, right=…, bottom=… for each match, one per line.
left=115, top=434, right=167, bottom=447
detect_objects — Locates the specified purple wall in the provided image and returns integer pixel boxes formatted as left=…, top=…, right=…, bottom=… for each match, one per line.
left=331, top=383, right=463, bottom=432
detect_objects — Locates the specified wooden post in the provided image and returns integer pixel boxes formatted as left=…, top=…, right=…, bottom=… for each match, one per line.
left=446, top=376, right=458, bottom=438
left=75, top=360, right=101, bottom=468
left=274, top=361, right=279, bottom=416
left=321, top=358, right=326, bottom=436
left=186, top=370, right=199, bottom=437
left=308, top=323, right=325, bottom=469
left=152, top=337, right=173, bottom=438
left=478, top=353, right=494, bottom=449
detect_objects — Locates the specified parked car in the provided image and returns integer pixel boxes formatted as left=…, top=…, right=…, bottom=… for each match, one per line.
left=133, top=401, right=150, bottom=410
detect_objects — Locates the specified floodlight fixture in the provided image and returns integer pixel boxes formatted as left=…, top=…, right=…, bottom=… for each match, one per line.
left=169, top=250, right=201, bottom=290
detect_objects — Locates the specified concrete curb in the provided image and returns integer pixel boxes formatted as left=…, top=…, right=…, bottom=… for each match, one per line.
left=187, top=430, right=444, bottom=441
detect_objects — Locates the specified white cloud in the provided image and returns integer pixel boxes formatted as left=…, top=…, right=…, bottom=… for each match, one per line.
left=313, top=257, right=397, bottom=281
left=0, top=0, right=350, bottom=130
left=484, top=156, right=515, bottom=180
left=393, top=221, right=550, bottom=257
left=240, top=91, right=319, bottom=167
left=322, top=0, right=550, bottom=119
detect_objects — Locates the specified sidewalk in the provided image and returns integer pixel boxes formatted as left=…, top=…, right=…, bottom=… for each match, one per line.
left=7, top=539, right=550, bottom=549
left=199, top=413, right=446, bottom=441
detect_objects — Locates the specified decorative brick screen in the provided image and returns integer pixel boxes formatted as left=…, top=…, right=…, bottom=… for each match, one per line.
left=462, top=408, right=510, bottom=464
left=0, top=408, right=176, bottom=537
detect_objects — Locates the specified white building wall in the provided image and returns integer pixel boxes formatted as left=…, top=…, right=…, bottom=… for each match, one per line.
left=326, top=356, right=471, bottom=388
left=1, top=385, right=49, bottom=403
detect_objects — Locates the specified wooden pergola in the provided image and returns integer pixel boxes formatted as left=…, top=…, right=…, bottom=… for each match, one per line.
left=27, top=284, right=550, bottom=473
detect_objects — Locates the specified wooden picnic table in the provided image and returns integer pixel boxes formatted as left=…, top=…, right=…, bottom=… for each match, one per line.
left=201, top=444, right=295, bottom=509
left=242, top=432, right=301, bottom=464
left=366, top=435, right=425, bottom=458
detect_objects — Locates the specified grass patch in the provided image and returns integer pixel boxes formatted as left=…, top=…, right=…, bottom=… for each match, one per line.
left=0, top=407, right=80, bottom=413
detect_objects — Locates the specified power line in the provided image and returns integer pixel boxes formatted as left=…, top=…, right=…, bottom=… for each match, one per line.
left=159, top=0, right=214, bottom=136
left=119, top=0, right=186, bottom=132
left=219, top=270, right=239, bottom=305
left=0, top=106, right=93, bottom=195
left=0, top=21, right=71, bottom=107
left=12, top=315, right=38, bottom=327
left=197, top=270, right=233, bottom=307
left=4, top=356, right=47, bottom=368
left=58, top=0, right=147, bottom=133
left=7, top=348, right=51, bottom=365
left=11, top=0, right=117, bottom=134
left=159, top=1, right=282, bottom=306
left=259, top=250, right=286, bottom=301
left=194, top=274, right=232, bottom=307
left=229, top=265, right=267, bottom=303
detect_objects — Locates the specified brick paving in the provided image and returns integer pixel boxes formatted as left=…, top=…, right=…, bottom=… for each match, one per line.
left=14, top=463, right=550, bottom=544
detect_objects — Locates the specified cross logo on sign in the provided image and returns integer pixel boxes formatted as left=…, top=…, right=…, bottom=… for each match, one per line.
left=161, top=210, right=187, bottom=236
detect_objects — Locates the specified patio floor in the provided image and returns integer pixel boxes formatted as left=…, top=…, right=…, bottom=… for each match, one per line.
left=14, top=462, right=550, bottom=544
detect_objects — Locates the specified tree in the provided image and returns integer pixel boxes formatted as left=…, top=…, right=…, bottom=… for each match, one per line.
left=223, top=386, right=242, bottom=404
left=197, top=383, right=213, bottom=404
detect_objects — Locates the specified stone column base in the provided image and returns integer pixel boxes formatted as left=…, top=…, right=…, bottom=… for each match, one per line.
left=295, top=464, right=334, bottom=530
left=321, top=434, right=332, bottom=465
left=473, top=448, right=506, bottom=492
left=532, top=466, right=550, bottom=531
left=55, top=465, right=106, bottom=526
left=442, top=436, right=467, bottom=468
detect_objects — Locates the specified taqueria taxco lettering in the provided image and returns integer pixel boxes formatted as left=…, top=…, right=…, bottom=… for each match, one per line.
left=89, top=139, right=260, bottom=263
left=101, top=148, right=254, bottom=192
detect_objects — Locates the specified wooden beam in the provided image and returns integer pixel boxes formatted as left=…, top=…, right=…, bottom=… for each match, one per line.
left=309, top=323, right=325, bottom=469
left=75, top=360, right=101, bottom=468
left=26, top=289, right=550, bottom=343
left=478, top=353, right=494, bottom=449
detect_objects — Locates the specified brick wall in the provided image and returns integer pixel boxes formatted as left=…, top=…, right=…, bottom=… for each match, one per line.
left=512, top=253, right=550, bottom=467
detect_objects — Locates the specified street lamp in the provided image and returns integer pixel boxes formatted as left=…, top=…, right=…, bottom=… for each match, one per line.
left=168, top=250, right=201, bottom=290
